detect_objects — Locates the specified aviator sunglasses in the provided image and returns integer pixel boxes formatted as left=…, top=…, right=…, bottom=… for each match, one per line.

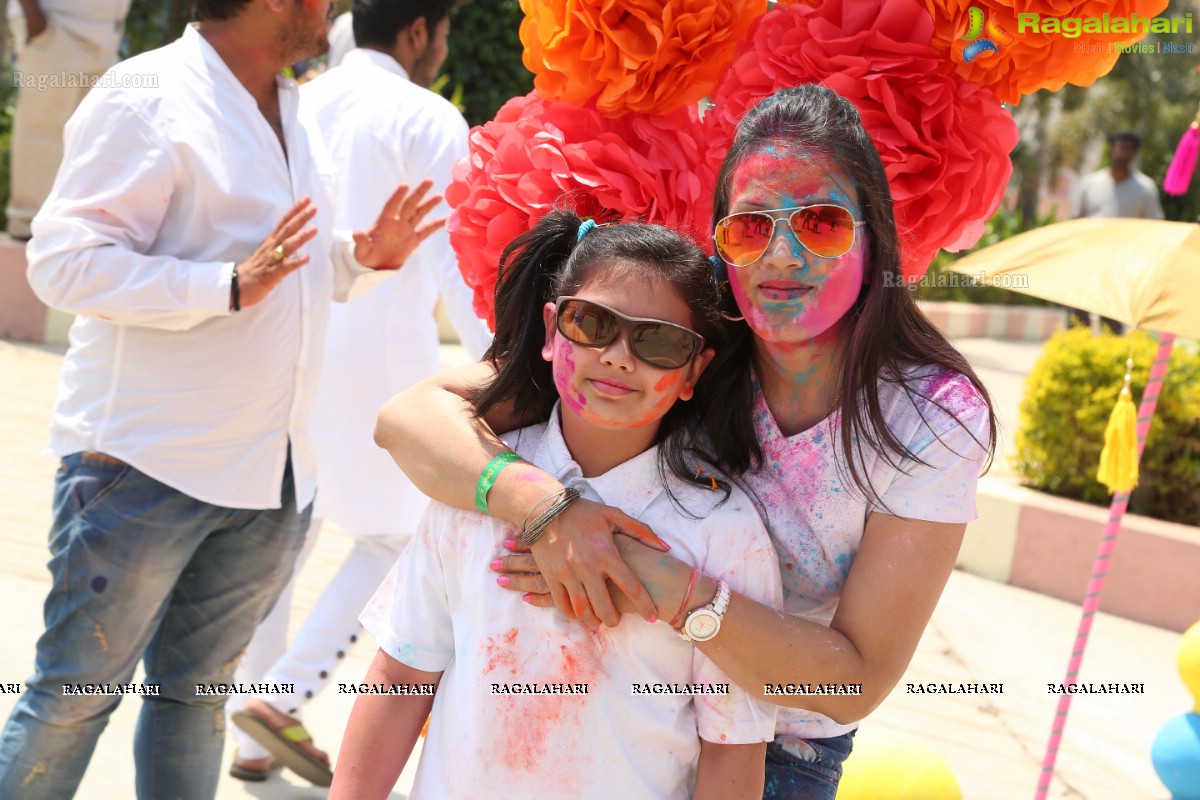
left=713, top=204, right=865, bottom=267
left=555, top=297, right=704, bottom=370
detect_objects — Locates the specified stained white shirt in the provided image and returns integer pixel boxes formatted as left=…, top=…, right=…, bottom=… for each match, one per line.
left=8, top=0, right=130, bottom=52
left=736, top=367, right=991, bottom=740
left=26, top=25, right=389, bottom=510
left=361, top=407, right=783, bottom=798
left=301, top=48, right=491, bottom=535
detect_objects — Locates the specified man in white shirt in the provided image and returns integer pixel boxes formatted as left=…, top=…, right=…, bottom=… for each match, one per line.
left=0, top=1, right=441, bottom=798
left=1069, top=130, right=1165, bottom=333
left=226, top=0, right=491, bottom=786
left=326, top=9, right=355, bottom=68
left=6, top=0, right=130, bottom=239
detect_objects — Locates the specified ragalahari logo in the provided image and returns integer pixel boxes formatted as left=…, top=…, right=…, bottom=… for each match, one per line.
left=958, top=6, right=1015, bottom=63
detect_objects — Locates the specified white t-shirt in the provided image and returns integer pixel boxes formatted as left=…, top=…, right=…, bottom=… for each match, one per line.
left=736, top=367, right=991, bottom=740
left=1073, top=168, right=1164, bottom=220
left=361, top=408, right=783, bottom=799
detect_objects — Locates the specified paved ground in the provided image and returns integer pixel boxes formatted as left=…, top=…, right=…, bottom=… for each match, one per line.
left=0, top=335, right=1189, bottom=799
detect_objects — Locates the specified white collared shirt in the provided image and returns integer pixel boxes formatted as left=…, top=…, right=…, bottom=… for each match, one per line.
left=361, top=406, right=783, bottom=798
left=27, top=25, right=387, bottom=510
left=8, top=0, right=130, bottom=52
left=300, top=48, right=491, bottom=535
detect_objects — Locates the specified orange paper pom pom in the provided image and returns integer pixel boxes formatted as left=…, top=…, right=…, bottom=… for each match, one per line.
left=519, top=0, right=765, bottom=117
left=924, top=0, right=1170, bottom=104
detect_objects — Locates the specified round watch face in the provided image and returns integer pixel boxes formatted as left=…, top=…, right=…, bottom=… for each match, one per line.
left=685, top=609, right=720, bottom=641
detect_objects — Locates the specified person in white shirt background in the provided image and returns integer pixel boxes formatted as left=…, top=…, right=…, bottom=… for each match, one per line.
left=0, top=0, right=443, bottom=797
left=1068, top=129, right=1165, bottom=334
left=332, top=209, right=782, bottom=800
left=226, top=0, right=491, bottom=786
left=6, top=0, right=131, bottom=240
left=326, top=8, right=355, bottom=68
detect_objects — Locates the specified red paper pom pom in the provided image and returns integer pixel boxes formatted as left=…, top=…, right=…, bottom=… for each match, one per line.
left=704, top=0, right=1020, bottom=281
left=447, top=93, right=716, bottom=328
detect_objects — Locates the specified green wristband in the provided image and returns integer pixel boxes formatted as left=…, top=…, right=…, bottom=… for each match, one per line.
left=475, top=451, right=522, bottom=515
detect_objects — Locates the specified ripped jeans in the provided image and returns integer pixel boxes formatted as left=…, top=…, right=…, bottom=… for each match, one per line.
left=0, top=452, right=309, bottom=800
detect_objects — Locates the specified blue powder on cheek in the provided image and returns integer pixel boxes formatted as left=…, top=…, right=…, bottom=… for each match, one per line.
left=829, top=189, right=856, bottom=209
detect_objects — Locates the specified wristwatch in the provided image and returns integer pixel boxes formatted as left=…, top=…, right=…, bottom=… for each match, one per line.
left=678, top=580, right=731, bottom=643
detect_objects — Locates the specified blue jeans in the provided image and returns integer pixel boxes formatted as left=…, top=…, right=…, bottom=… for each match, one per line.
left=0, top=451, right=310, bottom=800
left=763, top=732, right=856, bottom=799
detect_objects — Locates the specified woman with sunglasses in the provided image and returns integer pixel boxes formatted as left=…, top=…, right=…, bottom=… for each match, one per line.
left=374, top=84, right=997, bottom=799
left=332, top=210, right=783, bottom=799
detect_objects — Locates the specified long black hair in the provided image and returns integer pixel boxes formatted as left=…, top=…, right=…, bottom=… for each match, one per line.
left=470, top=207, right=760, bottom=507
left=712, top=85, right=997, bottom=509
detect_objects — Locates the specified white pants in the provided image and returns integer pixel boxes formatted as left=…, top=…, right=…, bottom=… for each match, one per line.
left=227, top=521, right=410, bottom=760
left=7, top=15, right=118, bottom=238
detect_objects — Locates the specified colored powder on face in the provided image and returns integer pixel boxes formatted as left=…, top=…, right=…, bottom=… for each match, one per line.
left=653, top=372, right=677, bottom=392
left=552, top=339, right=587, bottom=413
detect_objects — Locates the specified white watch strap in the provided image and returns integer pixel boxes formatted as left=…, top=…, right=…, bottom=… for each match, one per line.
left=711, top=579, right=731, bottom=617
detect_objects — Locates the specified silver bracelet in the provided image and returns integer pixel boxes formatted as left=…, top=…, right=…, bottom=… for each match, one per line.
left=521, top=488, right=565, bottom=533
left=521, top=487, right=581, bottom=547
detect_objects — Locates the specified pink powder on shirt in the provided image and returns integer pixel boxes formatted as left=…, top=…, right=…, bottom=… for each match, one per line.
left=488, top=634, right=600, bottom=791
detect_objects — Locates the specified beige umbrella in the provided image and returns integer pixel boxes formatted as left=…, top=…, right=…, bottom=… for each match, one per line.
left=948, top=216, right=1195, bottom=799
left=948, top=217, right=1200, bottom=340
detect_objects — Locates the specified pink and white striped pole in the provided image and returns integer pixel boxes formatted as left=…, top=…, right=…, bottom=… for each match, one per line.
left=1034, top=332, right=1177, bottom=800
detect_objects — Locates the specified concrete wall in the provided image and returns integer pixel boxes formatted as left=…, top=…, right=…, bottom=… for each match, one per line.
left=958, top=475, right=1200, bottom=632
left=0, top=237, right=45, bottom=342
left=0, top=236, right=72, bottom=344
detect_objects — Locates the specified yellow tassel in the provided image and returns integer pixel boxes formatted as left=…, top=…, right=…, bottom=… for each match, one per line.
left=1096, top=359, right=1139, bottom=494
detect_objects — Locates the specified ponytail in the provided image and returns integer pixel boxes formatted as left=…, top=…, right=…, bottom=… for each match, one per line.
left=470, top=206, right=763, bottom=510
left=470, top=209, right=587, bottom=425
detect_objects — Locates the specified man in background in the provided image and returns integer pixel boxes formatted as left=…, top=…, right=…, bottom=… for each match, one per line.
left=1069, top=130, right=1164, bottom=333
left=0, top=0, right=439, bottom=796
left=6, top=0, right=131, bottom=240
left=227, top=0, right=490, bottom=786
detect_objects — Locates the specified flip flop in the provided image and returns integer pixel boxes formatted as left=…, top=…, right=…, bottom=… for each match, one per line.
left=231, top=710, right=333, bottom=787
left=228, top=754, right=276, bottom=782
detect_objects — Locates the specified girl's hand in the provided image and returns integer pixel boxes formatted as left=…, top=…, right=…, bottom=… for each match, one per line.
left=492, top=498, right=670, bottom=628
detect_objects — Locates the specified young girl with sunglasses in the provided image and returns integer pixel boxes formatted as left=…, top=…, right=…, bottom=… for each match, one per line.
left=375, top=84, right=997, bottom=798
left=330, top=211, right=783, bottom=799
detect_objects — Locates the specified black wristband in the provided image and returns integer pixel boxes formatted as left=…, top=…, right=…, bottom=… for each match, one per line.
left=230, top=265, right=240, bottom=312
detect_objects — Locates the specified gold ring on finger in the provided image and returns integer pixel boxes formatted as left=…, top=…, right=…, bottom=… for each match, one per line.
left=273, top=245, right=286, bottom=263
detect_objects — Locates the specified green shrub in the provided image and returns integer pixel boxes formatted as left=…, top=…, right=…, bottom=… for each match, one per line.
left=0, top=64, right=13, bottom=232
left=442, top=0, right=533, bottom=127
left=1014, top=327, right=1200, bottom=526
